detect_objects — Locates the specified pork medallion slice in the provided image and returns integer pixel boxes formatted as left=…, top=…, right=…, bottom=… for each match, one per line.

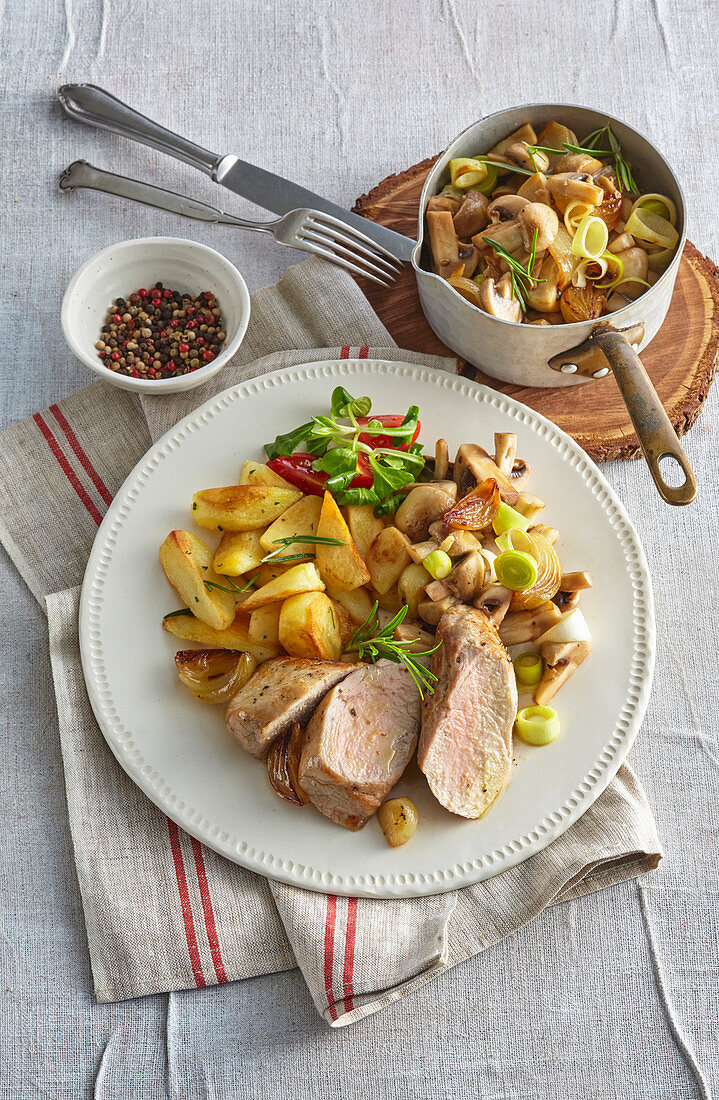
left=418, top=604, right=517, bottom=819
left=299, top=659, right=421, bottom=830
left=226, top=657, right=354, bottom=759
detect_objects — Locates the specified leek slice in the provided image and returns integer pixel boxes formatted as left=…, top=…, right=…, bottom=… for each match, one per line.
left=535, top=607, right=591, bottom=646
left=513, top=652, right=543, bottom=687
left=572, top=256, right=609, bottom=289
left=475, top=162, right=499, bottom=195
left=624, top=208, right=679, bottom=250
left=495, top=549, right=538, bottom=591
left=423, top=549, right=452, bottom=580
left=515, top=705, right=560, bottom=746
left=596, top=251, right=624, bottom=289
left=571, top=214, right=609, bottom=260
left=563, top=200, right=593, bottom=236
left=492, top=501, right=531, bottom=536
left=449, top=158, right=488, bottom=189
left=630, top=192, right=677, bottom=227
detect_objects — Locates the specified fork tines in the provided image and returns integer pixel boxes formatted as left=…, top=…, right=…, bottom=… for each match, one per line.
left=298, top=211, right=402, bottom=287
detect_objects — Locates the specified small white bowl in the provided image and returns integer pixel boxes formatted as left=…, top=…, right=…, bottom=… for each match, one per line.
left=61, top=237, right=251, bottom=394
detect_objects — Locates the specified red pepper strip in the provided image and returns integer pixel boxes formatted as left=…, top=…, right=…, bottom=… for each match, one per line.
left=266, top=453, right=373, bottom=497
left=356, top=414, right=421, bottom=450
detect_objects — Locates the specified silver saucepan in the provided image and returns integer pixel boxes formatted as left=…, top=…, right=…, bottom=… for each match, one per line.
left=412, top=104, right=697, bottom=505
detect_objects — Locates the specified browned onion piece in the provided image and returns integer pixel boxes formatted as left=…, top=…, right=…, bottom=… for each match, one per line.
left=267, top=722, right=309, bottom=805
left=174, top=649, right=257, bottom=705
left=443, top=477, right=500, bottom=530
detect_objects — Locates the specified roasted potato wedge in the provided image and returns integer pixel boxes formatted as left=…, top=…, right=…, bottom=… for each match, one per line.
left=324, top=581, right=374, bottom=625
left=365, top=526, right=412, bottom=594
left=331, top=600, right=356, bottom=647
left=213, top=529, right=266, bottom=576
left=398, top=562, right=430, bottom=619
left=278, top=591, right=342, bottom=660
left=345, top=504, right=385, bottom=560
left=162, top=611, right=279, bottom=661
left=192, top=485, right=301, bottom=531
left=241, top=561, right=325, bottom=612
left=316, top=492, right=370, bottom=592
left=259, top=494, right=323, bottom=557
left=253, top=561, right=297, bottom=587
left=238, top=460, right=294, bottom=489
left=159, top=530, right=235, bottom=631
left=248, top=603, right=282, bottom=646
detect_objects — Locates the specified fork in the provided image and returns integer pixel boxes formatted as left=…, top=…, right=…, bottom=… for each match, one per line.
left=59, top=160, right=401, bottom=288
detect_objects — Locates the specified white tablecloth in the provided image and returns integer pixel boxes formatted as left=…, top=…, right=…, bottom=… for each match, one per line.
left=2, top=0, right=717, bottom=1095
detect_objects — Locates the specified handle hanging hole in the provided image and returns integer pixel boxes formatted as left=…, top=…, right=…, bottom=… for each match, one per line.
left=657, top=453, right=689, bottom=489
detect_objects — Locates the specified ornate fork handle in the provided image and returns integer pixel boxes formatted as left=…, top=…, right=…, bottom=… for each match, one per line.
left=59, top=160, right=276, bottom=234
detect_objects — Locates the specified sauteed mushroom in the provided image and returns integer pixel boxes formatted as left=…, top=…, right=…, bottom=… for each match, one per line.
left=477, top=275, right=522, bottom=324
left=535, top=640, right=592, bottom=705
left=434, top=438, right=450, bottom=481
left=474, top=583, right=512, bottom=626
left=488, top=194, right=529, bottom=223
left=498, top=602, right=561, bottom=646
left=418, top=594, right=460, bottom=626
left=453, top=443, right=519, bottom=503
left=453, top=190, right=489, bottom=237
left=395, top=484, right=457, bottom=542
left=494, top=432, right=517, bottom=475
left=445, top=550, right=487, bottom=601
left=546, top=173, right=605, bottom=210
left=518, top=203, right=559, bottom=252
left=505, top=141, right=550, bottom=174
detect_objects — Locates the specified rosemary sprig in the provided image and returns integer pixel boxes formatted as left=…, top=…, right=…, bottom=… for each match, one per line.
left=476, top=155, right=534, bottom=178
left=345, top=602, right=441, bottom=699
left=202, top=572, right=260, bottom=595
left=483, top=228, right=545, bottom=310
left=582, top=124, right=638, bottom=193
left=528, top=141, right=612, bottom=160
left=163, top=607, right=191, bottom=619
left=260, top=534, right=346, bottom=564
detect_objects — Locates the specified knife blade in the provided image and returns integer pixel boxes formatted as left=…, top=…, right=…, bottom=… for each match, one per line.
left=58, top=84, right=417, bottom=263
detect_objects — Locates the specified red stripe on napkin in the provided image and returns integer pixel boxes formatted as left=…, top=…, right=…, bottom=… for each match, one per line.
left=167, top=820, right=206, bottom=988
left=339, top=346, right=350, bottom=359
left=190, top=837, right=228, bottom=984
left=341, top=897, right=358, bottom=1012
left=49, top=404, right=113, bottom=506
left=358, top=347, right=369, bottom=358
left=323, top=894, right=339, bottom=1021
left=32, top=413, right=103, bottom=526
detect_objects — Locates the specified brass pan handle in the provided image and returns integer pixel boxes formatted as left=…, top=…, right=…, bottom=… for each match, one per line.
left=549, top=324, right=697, bottom=506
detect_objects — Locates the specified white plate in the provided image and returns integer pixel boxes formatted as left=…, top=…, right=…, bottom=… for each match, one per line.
left=80, top=360, right=654, bottom=898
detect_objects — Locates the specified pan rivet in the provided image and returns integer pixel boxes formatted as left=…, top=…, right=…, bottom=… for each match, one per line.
left=593, top=367, right=610, bottom=379
left=560, top=363, right=578, bottom=374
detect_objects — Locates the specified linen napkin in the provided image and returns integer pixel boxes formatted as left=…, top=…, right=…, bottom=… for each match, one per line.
left=1, top=256, right=661, bottom=1025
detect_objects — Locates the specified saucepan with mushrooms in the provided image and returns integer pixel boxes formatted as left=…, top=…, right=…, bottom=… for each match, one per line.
left=411, top=104, right=696, bottom=506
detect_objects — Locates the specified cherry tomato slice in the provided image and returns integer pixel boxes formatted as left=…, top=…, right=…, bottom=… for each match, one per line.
left=266, top=453, right=373, bottom=496
left=356, top=414, right=421, bottom=450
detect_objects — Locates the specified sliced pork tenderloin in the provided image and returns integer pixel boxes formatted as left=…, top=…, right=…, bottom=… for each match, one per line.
left=418, top=604, right=517, bottom=818
left=226, top=656, right=354, bottom=759
left=299, top=659, right=421, bottom=830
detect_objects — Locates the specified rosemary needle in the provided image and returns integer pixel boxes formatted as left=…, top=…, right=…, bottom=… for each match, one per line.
left=345, top=603, right=441, bottom=699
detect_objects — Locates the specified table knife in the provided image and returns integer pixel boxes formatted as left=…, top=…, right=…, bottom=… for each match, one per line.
left=58, top=84, right=417, bottom=263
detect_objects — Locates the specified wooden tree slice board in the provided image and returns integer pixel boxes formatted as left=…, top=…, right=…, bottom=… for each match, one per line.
left=353, top=158, right=719, bottom=462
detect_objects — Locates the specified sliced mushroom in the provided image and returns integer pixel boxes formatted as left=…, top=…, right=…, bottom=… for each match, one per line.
left=418, top=594, right=460, bottom=626
left=453, top=443, right=520, bottom=504
left=456, top=243, right=480, bottom=279
left=515, top=491, right=545, bottom=523
left=525, top=255, right=562, bottom=313
left=612, top=246, right=649, bottom=298
left=498, top=602, right=562, bottom=646
left=434, top=438, right=450, bottom=481
left=453, top=190, right=490, bottom=237
left=518, top=202, right=559, bottom=252
left=504, top=141, right=550, bottom=174
left=474, top=583, right=512, bottom=626
left=427, top=210, right=460, bottom=279
left=424, top=579, right=451, bottom=601
left=407, top=539, right=439, bottom=565
left=546, top=173, right=605, bottom=212
left=528, top=523, right=558, bottom=544
left=475, top=218, right=524, bottom=255
left=534, top=640, right=592, bottom=705
left=517, top=171, right=552, bottom=206
left=553, top=589, right=581, bottom=613
left=439, top=529, right=482, bottom=558
left=401, top=479, right=456, bottom=498
left=394, top=484, right=457, bottom=542
left=608, top=231, right=635, bottom=253
left=487, top=123, right=538, bottom=168
left=494, top=432, right=517, bottom=475
left=487, top=194, right=529, bottom=222
left=553, top=152, right=604, bottom=175
left=558, top=570, right=593, bottom=592
left=477, top=276, right=523, bottom=324
left=427, top=192, right=461, bottom=216
left=393, top=621, right=437, bottom=652
left=445, top=550, right=487, bottom=601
